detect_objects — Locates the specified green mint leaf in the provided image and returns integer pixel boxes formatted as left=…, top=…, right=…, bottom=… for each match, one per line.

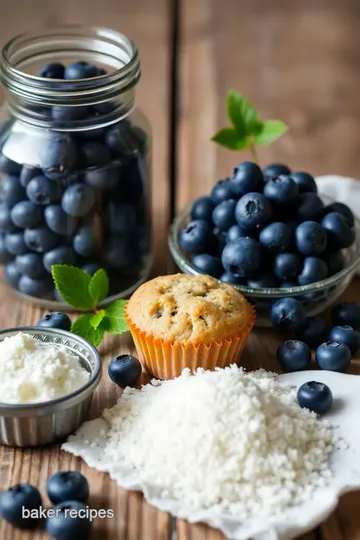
left=52, top=265, right=94, bottom=311
left=90, top=310, right=105, bottom=329
left=71, top=314, right=105, bottom=347
left=89, top=269, right=109, bottom=306
left=103, top=300, right=129, bottom=335
left=253, top=120, right=288, bottom=145
left=226, top=91, right=260, bottom=135
left=211, top=128, right=248, bottom=150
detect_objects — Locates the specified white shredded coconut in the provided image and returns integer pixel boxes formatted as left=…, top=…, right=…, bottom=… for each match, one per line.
left=103, top=365, right=336, bottom=518
left=0, top=332, right=90, bottom=404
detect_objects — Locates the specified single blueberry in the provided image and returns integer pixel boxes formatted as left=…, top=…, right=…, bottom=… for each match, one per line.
left=297, top=381, right=332, bottom=415
left=80, top=141, right=111, bottom=167
left=62, top=184, right=95, bottom=217
left=73, top=225, right=98, bottom=258
left=296, top=193, right=324, bottom=222
left=221, top=237, right=261, bottom=278
left=273, top=252, right=302, bottom=281
left=295, top=221, right=327, bottom=256
left=226, top=224, right=254, bottom=243
left=329, top=325, right=360, bottom=356
left=290, top=172, right=317, bottom=194
left=321, top=212, right=355, bottom=249
left=37, top=312, right=72, bottom=332
left=220, top=272, right=246, bottom=285
left=108, top=354, right=142, bottom=387
left=0, top=175, right=26, bottom=207
left=270, top=297, right=306, bottom=332
left=263, top=175, right=299, bottom=205
left=43, top=246, right=77, bottom=273
left=179, top=220, right=214, bottom=254
left=324, top=250, right=345, bottom=276
left=108, top=202, right=137, bottom=235
left=298, top=257, right=328, bottom=285
left=44, top=205, right=78, bottom=236
left=64, top=61, right=99, bottom=79
left=5, top=231, right=27, bottom=255
left=4, top=261, right=22, bottom=288
left=19, top=166, right=41, bottom=188
left=47, top=471, right=89, bottom=504
left=26, top=175, right=61, bottom=205
left=192, top=253, right=223, bottom=278
left=191, top=196, right=214, bottom=222
left=36, top=62, right=65, bottom=78
left=235, top=192, right=272, bottom=230
left=324, top=202, right=354, bottom=227
left=0, top=154, right=21, bottom=175
left=51, top=105, right=89, bottom=122
left=24, top=226, right=58, bottom=253
left=82, top=262, right=102, bottom=276
left=229, top=161, right=264, bottom=196
left=0, top=484, right=42, bottom=529
left=105, top=121, right=147, bottom=157
left=0, top=235, right=13, bottom=264
left=0, top=203, right=17, bottom=233
left=46, top=500, right=92, bottom=540
left=295, top=317, right=326, bottom=348
left=332, top=303, right=360, bottom=330
left=18, top=274, right=53, bottom=298
left=259, top=222, right=292, bottom=254
left=41, top=133, right=77, bottom=180
left=16, top=252, right=46, bottom=279
left=263, top=163, right=291, bottom=178
left=315, top=341, right=351, bottom=372
left=210, top=179, right=234, bottom=205
left=277, top=340, right=311, bottom=372
left=212, top=199, right=237, bottom=231
left=11, top=201, right=42, bottom=228
left=247, top=275, right=278, bottom=288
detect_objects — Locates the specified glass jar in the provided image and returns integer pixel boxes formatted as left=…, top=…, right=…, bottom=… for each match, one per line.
left=0, top=26, right=152, bottom=309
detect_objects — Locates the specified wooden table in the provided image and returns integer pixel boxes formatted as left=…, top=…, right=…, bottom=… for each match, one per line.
left=1, top=0, right=360, bottom=538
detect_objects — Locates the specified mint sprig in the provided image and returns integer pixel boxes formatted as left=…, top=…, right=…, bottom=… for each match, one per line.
left=51, top=264, right=129, bottom=347
left=212, top=90, right=288, bottom=162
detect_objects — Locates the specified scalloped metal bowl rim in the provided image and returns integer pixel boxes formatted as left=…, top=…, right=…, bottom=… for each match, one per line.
left=169, top=199, right=360, bottom=298
left=0, top=327, right=101, bottom=411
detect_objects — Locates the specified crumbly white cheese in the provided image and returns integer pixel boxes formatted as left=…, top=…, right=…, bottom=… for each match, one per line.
left=103, top=365, right=335, bottom=518
left=0, top=332, right=90, bottom=404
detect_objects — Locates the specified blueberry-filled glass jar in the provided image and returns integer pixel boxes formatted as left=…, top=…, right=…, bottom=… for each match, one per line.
left=0, top=26, right=152, bottom=308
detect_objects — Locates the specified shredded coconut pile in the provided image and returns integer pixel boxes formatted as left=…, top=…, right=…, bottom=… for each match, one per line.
left=103, top=365, right=335, bottom=518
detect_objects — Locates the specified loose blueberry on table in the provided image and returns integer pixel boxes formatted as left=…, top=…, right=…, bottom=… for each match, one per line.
left=47, top=471, right=89, bottom=505
left=331, top=302, right=360, bottom=330
left=37, top=312, right=72, bottom=332
left=297, top=381, right=333, bottom=415
left=0, top=483, right=42, bottom=529
left=328, top=325, right=360, bottom=356
left=46, top=500, right=92, bottom=540
left=271, top=298, right=306, bottom=332
left=315, top=341, right=352, bottom=372
left=277, top=340, right=311, bottom=372
left=108, top=354, right=142, bottom=387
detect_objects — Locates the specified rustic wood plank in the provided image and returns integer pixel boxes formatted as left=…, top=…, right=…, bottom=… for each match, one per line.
left=176, top=0, right=360, bottom=538
left=0, top=0, right=171, bottom=538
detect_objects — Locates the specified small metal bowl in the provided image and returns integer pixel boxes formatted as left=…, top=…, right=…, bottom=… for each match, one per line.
left=0, top=327, right=101, bottom=447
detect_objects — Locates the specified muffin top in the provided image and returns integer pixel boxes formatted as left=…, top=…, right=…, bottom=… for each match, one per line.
left=126, top=274, right=254, bottom=343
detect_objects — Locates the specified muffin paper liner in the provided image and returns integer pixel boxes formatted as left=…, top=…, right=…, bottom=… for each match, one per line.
left=125, top=304, right=255, bottom=379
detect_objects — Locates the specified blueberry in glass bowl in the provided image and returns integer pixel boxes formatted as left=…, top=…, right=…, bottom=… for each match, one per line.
left=169, top=171, right=360, bottom=327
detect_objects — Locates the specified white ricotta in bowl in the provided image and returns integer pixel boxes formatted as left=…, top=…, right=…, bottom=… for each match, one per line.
left=0, top=332, right=90, bottom=404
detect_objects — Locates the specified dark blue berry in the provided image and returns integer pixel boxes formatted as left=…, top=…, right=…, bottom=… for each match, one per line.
left=46, top=500, right=92, bottom=540
left=62, top=184, right=95, bottom=217
left=26, top=175, right=61, bottom=205
left=24, top=226, right=58, bottom=253
left=295, top=317, right=326, bottom=348
left=235, top=192, right=272, bottom=230
left=105, top=123, right=141, bottom=157
left=43, top=246, right=77, bottom=273
left=11, top=201, right=42, bottom=228
left=80, top=142, right=111, bottom=167
left=19, top=166, right=40, bottom=188
left=271, top=298, right=306, bottom=332
left=263, top=175, right=299, bottom=205
left=0, top=175, right=26, bottom=207
left=298, top=257, right=328, bottom=285
left=18, top=274, right=53, bottom=298
left=329, top=326, right=360, bottom=356
left=211, top=179, right=234, bottom=205
left=0, top=235, right=13, bottom=264
left=192, top=253, right=223, bottom=278
left=290, top=172, right=317, bottom=194
left=273, top=253, right=302, bottom=281
left=179, top=220, right=214, bottom=254
left=108, top=354, right=142, bottom=387
left=4, top=261, right=21, bottom=287
left=215, top=230, right=227, bottom=254
left=277, top=340, right=311, bottom=372
left=321, top=212, right=355, bottom=249
left=108, top=202, right=137, bottom=234
left=221, top=237, right=261, bottom=278
left=0, top=484, right=42, bottom=529
left=0, top=203, right=17, bottom=233
left=247, top=275, right=278, bottom=288
left=73, top=225, right=98, bottom=258
left=44, top=205, right=78, bottom=236
left=41, top=134, right=77, bottom=180
left=332, top=303, right=360, bottom=330
left=191, top=196, right=214, bottom=222
left=295, top=221, right=327, bottom=256
left=64, top=61, right=99, bottom=79
left=5, top=231, right=27, bottom=255
left=229, top=161, right=264, bottom=196
left=226, top=224, right=254, bottom=243
left=220, top=272, right=246, bottom=285
left=324, top=251, right=345, bottom=276
left=212, top=199, right=237, bottom=231
left=259, top=222, right=292, bottom=253
left=315, top=341, right=351, bottom=372
left=37, top=312, right=72, bottom=332
left=85, top=162, right=121, bottom=191
left=47, top=471, right=89, bottom=504
left=36, top=63, right=65, bottom=78
left=297, top=381, right=332, bottom=415
left=16, top=252, right=46, bottom=279
left=81, top=263, right=101, bottom=276
left=263, top=163, right=291, bottom=178
left=324, top=202, right=354, bottom=227
left=0, top=154, right=21, bottom=175
left=296, top=193, right=324, bottom=222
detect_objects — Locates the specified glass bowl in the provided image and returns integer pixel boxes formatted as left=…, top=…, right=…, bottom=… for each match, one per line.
left=168, top=197, right=360, bottom=327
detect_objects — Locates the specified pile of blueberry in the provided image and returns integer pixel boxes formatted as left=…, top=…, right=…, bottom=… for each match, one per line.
left=0, top=471, right=91, bottom=539
left=179, top=161, right=355, bottom=286
left=274, top=300, right=360, bottom=374
left=0, top=61, right=151, bottom=300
